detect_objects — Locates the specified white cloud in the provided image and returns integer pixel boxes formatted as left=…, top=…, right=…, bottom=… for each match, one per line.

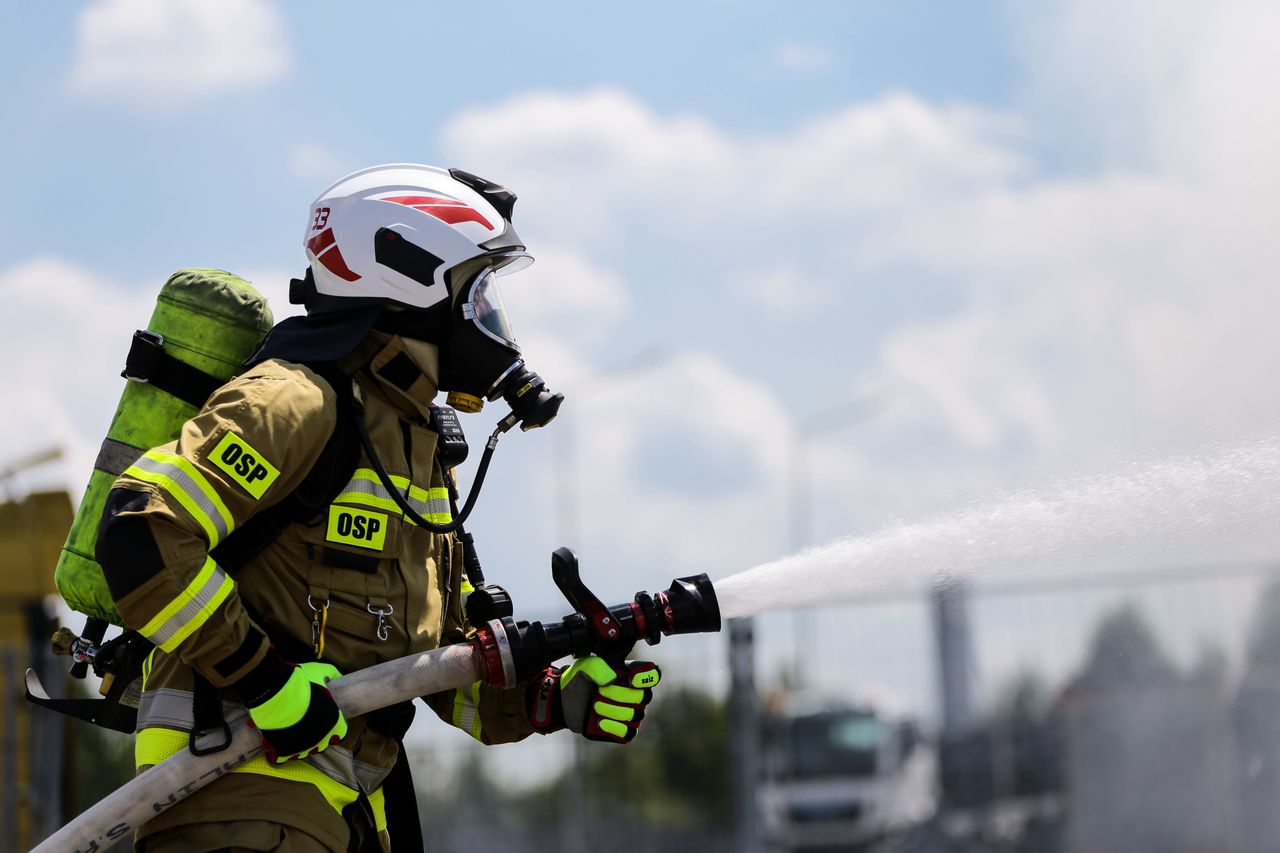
left=0, top=259, right=154, bottom=494
left=736, top=263, right=829, bottom=315
left=567, top=351, right=800, bottom=579
left=440, top=87, right=1028, bottom=242
left=24, top=0, right=1280, bottom=623
left=0, top=260, right=293, bottom=501
left=286, top=143, right=352, bottom=184
left=432, top=2, right=1280, bottom=542
left=1008, top=0, right=1280, bottom=188
left=772, top=41, right=838, bottom=74
left=879, top=310, right=1061, bottom=452
left=68, top=0, right=291, bottom=108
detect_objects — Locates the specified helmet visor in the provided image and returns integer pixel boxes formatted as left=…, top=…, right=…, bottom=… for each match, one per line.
left=463, top=270, right=519, bottom=350
left=491, top=251, right=533, bottom=276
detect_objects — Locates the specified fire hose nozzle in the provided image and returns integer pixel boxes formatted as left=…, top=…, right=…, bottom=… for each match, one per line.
left=470, top=551, right=722, bottom=689
left=658, top=574, right=721, bottom=637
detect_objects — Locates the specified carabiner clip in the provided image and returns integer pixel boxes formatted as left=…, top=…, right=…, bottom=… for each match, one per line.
left=308, top=595, right=330, bottom=657
left=367, top=602, right=394, bottom=642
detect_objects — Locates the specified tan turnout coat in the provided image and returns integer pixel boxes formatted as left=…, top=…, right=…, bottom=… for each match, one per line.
left=107, top=334, right=532, bottom=851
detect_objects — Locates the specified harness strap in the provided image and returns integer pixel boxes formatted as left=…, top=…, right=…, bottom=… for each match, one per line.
left=211, top=364, right=361, bottom=572
left=122, top=329, right=224, bottom=409
left=93, top=436, right=143, bottom=477
left=382, top=741, right=425, bottom=853
left=188, top=672, right=232, bottom=756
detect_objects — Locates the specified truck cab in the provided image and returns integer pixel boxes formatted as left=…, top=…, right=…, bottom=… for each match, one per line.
left=760, top=700, right=937, bottom=851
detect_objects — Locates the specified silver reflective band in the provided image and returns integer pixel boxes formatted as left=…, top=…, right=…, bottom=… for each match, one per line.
left=137, top=689, right=391, bottom=793
left=127, top=451, right=234, bottom=545
left=138, top=558, right=235, bottom=653
left=138, top=687, right=245, bottom=731
left=334, top=469, right=452, bottom=524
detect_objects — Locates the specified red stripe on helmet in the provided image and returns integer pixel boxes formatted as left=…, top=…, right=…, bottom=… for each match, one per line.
left=318, top=246, right=361, bottom=282
left=382, top=194, right=494, bottom=231
left=306, top=228, right=360, bottom=282
left=385, top=195, right=467, bottom=207
left=305, top=228, right=336, bottom=255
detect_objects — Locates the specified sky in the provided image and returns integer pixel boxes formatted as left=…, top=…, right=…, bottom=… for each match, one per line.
left=3, top=0, right=1280, bottom=733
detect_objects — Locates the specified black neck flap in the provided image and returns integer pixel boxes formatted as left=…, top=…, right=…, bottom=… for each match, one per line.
left=246, top=307, right=384, bottom=368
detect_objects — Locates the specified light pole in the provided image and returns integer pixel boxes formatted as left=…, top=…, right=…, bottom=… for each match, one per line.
left=550, top=349, right=668, bottom=853
left=787, top=397, right=880, bottom=688
left=729, top=398, right=881, bottom=853
left=552, top=347, right=667, bottom=550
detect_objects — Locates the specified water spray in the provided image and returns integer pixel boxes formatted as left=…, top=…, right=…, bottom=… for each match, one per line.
left=28, top=552, right=721, bottom=853
left=714, top=432, right=1280, bottom=619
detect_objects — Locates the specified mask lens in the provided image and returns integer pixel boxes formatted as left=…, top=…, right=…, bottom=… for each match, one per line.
left=466, top=271, right=518, bottom=349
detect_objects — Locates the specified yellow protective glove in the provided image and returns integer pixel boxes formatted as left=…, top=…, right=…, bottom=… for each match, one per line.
left=527, top=656, right=661, bottom=744
left=244, top=659, right=347, bottom=764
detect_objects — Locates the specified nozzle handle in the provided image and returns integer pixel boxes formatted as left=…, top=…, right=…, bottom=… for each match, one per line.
left=551, top=547, right=634, bottom=670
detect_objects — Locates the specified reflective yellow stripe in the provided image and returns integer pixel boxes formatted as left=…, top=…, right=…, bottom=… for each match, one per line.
left=469, top=682, right=483, bottom=740
left=138, top=557, right=235, bottom=653
left=333, top=489, right=402, bottom=515
left=230, top=753, right=360, bottom=814
left=452, top=686, right=465, bottom=728
left=125, top=450, right=235, bottom=546
left=452, top=681, right=484, bottom=742
left=370, top=786, right=388, bottom=832
left=410, top=484, right=452, bottom=525
left=334, top=469, right=452, bottom=525
left=140, top=647, right=156, bottom=689
left=135, top=725, right=190, bottom=768
left=135, top=727, right=359, bottom=814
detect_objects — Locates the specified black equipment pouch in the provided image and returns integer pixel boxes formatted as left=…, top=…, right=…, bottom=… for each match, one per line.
left=429, top=404, right=468, bottom=470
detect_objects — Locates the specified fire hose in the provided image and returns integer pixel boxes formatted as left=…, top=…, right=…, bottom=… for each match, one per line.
left=29, top=549, right=720, bottom=853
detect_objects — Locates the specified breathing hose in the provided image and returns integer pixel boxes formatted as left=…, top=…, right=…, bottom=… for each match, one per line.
left=352, top=402, right=505, bottom=533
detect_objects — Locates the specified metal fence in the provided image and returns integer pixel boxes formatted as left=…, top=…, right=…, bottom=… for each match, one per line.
left=17, top=560, right=1278, bottom=852
left=397, top=561, right=1280, bottom=853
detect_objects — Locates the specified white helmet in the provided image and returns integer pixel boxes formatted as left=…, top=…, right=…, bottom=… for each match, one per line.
left=278, top=163, right=558, bottom=421
left=298, top=163, right=531, bottom=314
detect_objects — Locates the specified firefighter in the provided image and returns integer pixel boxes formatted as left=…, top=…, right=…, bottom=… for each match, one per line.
left=96, top=164, right=661, bottom=852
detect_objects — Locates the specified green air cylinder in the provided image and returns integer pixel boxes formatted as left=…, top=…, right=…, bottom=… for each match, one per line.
left=55, top=269, right=275, bottom=625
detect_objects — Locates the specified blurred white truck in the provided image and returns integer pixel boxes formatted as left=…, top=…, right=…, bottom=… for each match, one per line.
left=760, top=701, right=937, bottom=852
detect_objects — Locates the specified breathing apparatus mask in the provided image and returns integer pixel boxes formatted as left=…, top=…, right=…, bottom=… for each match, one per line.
left=355, top=251, right=562, bottom=534
left=438, top=260, right=563, bottom=432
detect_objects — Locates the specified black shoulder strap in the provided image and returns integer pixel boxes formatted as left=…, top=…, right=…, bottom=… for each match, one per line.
left=211, top=364, right=362, bottom=572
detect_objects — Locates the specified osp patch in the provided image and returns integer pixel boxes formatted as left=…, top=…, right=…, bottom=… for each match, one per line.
left=211, top=432, right=280, bottom=499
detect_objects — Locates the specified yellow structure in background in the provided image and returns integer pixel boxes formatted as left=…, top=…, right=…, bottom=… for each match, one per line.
left=0, top=489, right=74, bottom=852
